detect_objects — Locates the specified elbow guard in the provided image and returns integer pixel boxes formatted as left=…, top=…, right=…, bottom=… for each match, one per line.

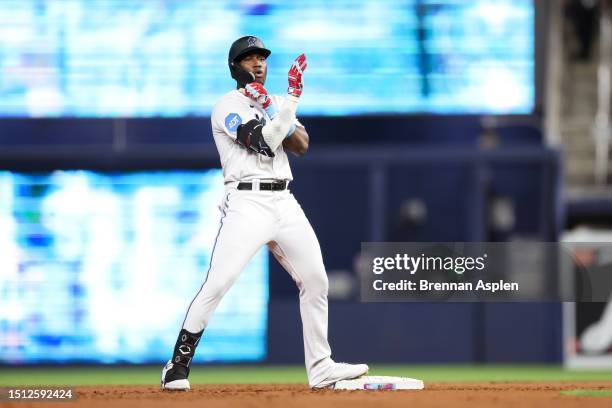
left=236, top=120, right=275, bottom=157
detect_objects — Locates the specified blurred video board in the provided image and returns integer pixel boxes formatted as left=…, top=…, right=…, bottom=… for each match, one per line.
left=0, top=0, right=533, bottom=116
left=0, top=169, right=268, bottom=363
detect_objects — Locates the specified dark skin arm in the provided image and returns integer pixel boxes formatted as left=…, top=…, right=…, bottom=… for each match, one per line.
left=282, top=125, right=309, bottom=156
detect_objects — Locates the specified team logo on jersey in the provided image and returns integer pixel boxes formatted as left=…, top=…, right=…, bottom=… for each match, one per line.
left=254, top=113, right=266, bottom=126
left=225, top=113, right=242, bottom=132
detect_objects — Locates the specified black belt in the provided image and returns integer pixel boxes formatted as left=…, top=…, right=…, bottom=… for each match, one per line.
left=237, top=180, right=287, bottom=191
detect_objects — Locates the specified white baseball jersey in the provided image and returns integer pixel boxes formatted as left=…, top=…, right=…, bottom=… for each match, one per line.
left=180, top=88, right=336, bottom=388
left=211, top=90, right=301, bottom=183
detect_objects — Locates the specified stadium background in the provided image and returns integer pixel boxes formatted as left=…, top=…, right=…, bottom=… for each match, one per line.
left=0, top=0, right=611, bottom=402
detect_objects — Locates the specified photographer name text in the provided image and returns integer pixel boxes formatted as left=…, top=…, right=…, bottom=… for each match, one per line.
left=373, top=279, right=519, bottom=293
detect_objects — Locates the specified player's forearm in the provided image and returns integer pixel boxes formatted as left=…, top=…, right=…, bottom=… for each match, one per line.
left=262, top=95, right=299, bottom=151
left=283, top=126, right=309, bottom=156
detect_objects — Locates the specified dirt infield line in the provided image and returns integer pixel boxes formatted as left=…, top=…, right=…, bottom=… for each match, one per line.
left=3, top=382, right=612, bottom=408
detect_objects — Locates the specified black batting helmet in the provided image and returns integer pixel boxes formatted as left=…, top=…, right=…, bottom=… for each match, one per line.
left=228, top=36, right=271, bottom=88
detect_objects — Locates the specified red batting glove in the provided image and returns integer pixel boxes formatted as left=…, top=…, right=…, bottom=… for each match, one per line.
left=244, top=82, right=271, bottom=109
left=287, top=54, right=307, bottom=97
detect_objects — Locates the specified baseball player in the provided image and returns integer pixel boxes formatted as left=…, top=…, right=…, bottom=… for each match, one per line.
left=161, top=36, right=368, bottom=390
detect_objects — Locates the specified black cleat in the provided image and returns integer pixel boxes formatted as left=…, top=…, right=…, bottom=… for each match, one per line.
left=161, top=360, right=190, bottom=391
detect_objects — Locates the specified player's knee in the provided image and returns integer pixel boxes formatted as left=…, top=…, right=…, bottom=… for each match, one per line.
left=305, top=270, right=328, bottom=296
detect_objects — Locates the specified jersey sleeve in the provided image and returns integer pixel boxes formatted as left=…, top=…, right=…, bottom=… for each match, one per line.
left=271, top=95, right=303, bottom=127
left=212, top=95, right=258, bottom=140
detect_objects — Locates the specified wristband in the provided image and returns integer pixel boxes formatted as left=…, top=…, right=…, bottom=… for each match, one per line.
left=285, top=123, right=296, bottom=138
left=265, top=103, right=278, bottom=119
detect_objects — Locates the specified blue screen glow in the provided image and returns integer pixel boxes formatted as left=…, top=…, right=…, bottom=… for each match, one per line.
left=0, top=0, right=533, bottom=116
left=0, top=170, right=268, bottom=363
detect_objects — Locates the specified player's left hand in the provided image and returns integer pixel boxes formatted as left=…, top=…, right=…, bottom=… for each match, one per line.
left=288, top=54, right=307, bottom=98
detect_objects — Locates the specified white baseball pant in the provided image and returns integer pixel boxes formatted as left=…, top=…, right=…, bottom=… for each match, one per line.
left=182, top=185, right=334, bottom=386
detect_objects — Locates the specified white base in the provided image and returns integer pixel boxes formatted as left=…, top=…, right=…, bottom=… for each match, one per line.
left=333, top=376, right=424, bottom=390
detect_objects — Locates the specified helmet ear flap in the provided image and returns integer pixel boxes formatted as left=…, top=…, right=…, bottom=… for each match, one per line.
left=230, top=61, right=256, bottom=89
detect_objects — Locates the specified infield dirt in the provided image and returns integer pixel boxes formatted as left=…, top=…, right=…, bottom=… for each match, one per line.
left=4, top=382, right=612, bottom=408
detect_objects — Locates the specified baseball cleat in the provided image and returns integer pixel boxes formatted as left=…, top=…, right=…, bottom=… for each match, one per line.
left=161, top=360, right=190, bottom=391
left=312, top=362, right=369, bottom=389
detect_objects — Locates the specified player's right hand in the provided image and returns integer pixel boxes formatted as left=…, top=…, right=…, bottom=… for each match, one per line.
left=287, top=54, right=307, bottom=97
left=244, top=82, right=271, bottom=109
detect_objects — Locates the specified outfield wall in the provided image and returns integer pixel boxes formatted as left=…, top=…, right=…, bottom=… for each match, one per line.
left=0, top=146, right=563, bottom=364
